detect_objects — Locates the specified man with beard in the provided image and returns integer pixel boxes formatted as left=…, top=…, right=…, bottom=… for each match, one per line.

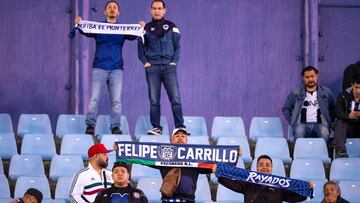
left=70, top=144, right=113, bottom=203
left=282, top=66, right=335, bottom=141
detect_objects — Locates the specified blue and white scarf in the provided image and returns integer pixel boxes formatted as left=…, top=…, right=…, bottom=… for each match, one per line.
left=216, top=163, right=313, bottom=198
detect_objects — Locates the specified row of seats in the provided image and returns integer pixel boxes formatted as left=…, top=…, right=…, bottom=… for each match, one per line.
left=1, top=174, right=359, bottom=203
left=1, top=113, right=289, bottom=141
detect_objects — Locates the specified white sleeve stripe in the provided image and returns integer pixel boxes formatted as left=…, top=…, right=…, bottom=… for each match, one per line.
left=173, top=27, right=180, bottom=33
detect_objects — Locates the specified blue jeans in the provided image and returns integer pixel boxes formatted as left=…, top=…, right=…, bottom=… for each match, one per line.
left=293, top=123, right=329, bottom=141
left=86, top=68, right=123, bottom=129
left=145, top=64, right=185, bottom=130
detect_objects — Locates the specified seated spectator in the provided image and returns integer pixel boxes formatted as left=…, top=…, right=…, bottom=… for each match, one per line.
left=321, top=181, right=349, bottom=203
left=11, top=188, right=43, bottom=203
left=343, top=61, right=360, bottom=91
left=282, top=66, right=335, bottom=140
left=333, top=73, right=360, bottom=158
left=94, top=162, right=148, bottom=203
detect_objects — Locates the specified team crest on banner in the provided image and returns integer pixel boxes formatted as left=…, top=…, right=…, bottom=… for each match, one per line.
left=159, top=145, right=176, bottom=160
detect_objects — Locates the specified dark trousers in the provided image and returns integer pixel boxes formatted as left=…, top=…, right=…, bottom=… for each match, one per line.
left=333, top=120, right=360, bottom=151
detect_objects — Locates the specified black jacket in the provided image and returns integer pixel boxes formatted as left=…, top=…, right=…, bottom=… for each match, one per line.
left=93, top=184, right=148, bottom=203
left=218, top=177, right=307, bottom=203
left=335, top=87, right=359, bottom=121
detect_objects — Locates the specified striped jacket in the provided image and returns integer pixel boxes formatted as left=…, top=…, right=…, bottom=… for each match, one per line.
left=69, top=163, right=113, bottom=203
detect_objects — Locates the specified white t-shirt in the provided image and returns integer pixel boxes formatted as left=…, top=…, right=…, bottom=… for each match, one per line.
left=301, top=91, right=320, bottom=123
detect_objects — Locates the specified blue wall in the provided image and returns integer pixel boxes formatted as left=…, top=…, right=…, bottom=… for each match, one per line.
left=1, top=0, right=359, bottom=136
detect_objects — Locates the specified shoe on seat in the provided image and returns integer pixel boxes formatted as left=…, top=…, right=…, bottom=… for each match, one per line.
left=146, top=128, right=162, bottom=135
left=111, top=127, right=123, bottom=135
left=335, top=150, right=349, bottom=158
left=85, top=125, right=95, bottom=135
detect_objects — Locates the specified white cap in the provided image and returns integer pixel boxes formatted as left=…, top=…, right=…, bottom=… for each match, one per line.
left=171, top=127, right=190, bottom=136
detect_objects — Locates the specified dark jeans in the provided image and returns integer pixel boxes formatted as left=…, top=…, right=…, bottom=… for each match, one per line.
left=333, top=119, right=360, bottom=151
left=145, top=64, right=185, bottom=130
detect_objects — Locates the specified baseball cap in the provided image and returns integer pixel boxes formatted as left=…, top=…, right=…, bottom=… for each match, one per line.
left=172, top=127, right=190, bottom=136
left=112, top=161, right=130, bottom=172
left=25, top=188, right=43, bottom=203
left=88, top=143, right=112, bottom=158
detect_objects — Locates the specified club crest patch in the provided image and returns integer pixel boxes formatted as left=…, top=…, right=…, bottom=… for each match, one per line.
left=133, top=192, right=141, bottom=199
left=163, top=24, right=169, bottom=30
left=158, top=145, right=176, bottom=160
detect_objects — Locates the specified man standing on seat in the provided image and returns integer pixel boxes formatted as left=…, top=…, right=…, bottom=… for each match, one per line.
left=75, top=0, right=140, bottom=136
left=69, top=144, right=113, bottom=203
left=138, top=0, right=186, bottom=135
left=332, top=73, right=360, bottom=158
left=282, top=66, right=335, bottom=140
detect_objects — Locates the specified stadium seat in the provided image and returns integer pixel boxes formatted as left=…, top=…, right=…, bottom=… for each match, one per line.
left=216, top=183, right=244, bottom=203
left=101, top=134, right=132, bottom=155
left=131, top=164, right=161, bottom=182
left=14, top=176, right=51, bottom=199
left=217, top=136, right=252, bottom=163
left=0, top=175, right=10, bottom=198
left=249, top=117, right=283, bottom=142
left=0, top=158, right=3, bottom=175
left=290, top=159, right=326, bottom=181
left=338, top=180, right=360, bottom=202
left=42, top=199, right=67, bottom=203
left=60, top=134, right=94, bottom=160
left=95, top=115, right=130, bottom=139
left=56, top=114, right=86, bottom=139
left=346, top=138, right=360, bottom=158
left=139, top=135, right=170, bottom=143
left=135, top=115, right=169, bottom=139
left=293, top=138, right=331, bottom=164
left=211, top=116, right=246, bottom=142
left=251, top=158, right=286, bottom=177
left=183, top=116, right=207, bottom=136
left=9, top=154, right=45, bottom=180
left=137, top=177, right=162, bottom=203
left=330, top=158, right=360, bottom=181
left=0, top=113, right=13, bottom=133
left=50, top=155, right=84, bottom=181
left=254, top=137, right=291, bottom=164
left=188, top=136, right=209, bottom=145
left=299, top=179, right=326, bottom=203
left=17, top=114, right=52, bottom=138
left=195, top=178, right=212, bottom=202
left=0, top=132, right=17, bottom=159
left=211, top=159, right=245, bottom=184
left=0, top=198, right=13, bottom=202
left=55, top=176, right=73, bottom=202
left=21, top=133, right=56, bottom=160
left=107, top=154, right=117, bottom=170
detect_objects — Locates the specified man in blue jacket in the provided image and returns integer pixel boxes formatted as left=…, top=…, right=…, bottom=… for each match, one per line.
left=138, top=0, right=186, bottom=135
left=282, top=66, right=335, bottom=141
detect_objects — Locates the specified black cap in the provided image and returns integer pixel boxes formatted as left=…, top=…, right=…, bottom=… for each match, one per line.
left=112, top=161, right=130, bottom=173
left=25, top=188, right=43, bottom=203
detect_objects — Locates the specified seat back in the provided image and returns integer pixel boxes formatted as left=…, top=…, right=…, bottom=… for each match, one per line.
left=216, top=184, right=244, bottom=202
left=290, top=159, right=326, bottom=181
left=188, top=136, right=209, bottom=145
left=55, top=176, right=73, bottom=201
left=131, top=164, right=161, bottom=182
left=21, top=133, right=56, bottom=160
left=56, top=114, right=86, bottom=139
left=60, top=134, right=94, bottom=160
left=50, top=155, right=84, bottom=181
left=9, top=154, right=45, bottom=180
left=95, top=115, right=130, bottom=139
left=183, top=116, right=207, bottom=136
left=137, top=177, right=162, bottom=202
left=0, top=132, right=17, bottom=159
left=14, top=176, right=51, bottom=199
left=254, top=137, right=291, bottom=164
left=293, top=138, right=331, bottom=164
left=346, top=138, right=360, bottom=158
left=0, top=175, right=10, bottom=198
left=330, top=158, right=360, bottom=181
left=139, top=135, right=170, bottom=143
left=101, top=134, right=132, bottom=155
left=0, top=113, right=13, bottom=133
left=17, top=114, right=52, bottom=138
left=135, top=115, right=169, bottom=139
left=217, top=136, right=252, bottom=163
left=249, top=117, right=283, bottom=141
left=339, top=180, right=360, bottom=202
left=195, top=178, right=212, bottom=201
left=211, top=116, right=245, bottom=141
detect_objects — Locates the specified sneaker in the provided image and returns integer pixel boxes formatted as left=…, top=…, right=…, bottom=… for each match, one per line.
left=147, top=128, right=162, bottom=135
left=112, top=127, right=123, bottom=135
left=85, top=125, right=95, bottom=135
left=335, top=150, right=349, bottom=159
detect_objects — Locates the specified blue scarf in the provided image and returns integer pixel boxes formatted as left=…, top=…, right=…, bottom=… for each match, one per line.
left=216, top=163, right=313, bottom=198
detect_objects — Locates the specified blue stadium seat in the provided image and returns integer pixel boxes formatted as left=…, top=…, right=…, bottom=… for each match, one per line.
left=251, top=158, right=286, bottom=177
left=299, top=179, right=326, bottom=203
left=95, top=115, right=130, bottom=139
left=254, top=137, right=291, bottom=164
left=131, top=164, right=161, bottom=182
left=217, top=136, right=252, bottom=163
left=17, top=114, right=52, bottom=138
left=107, top=154, right=117, bottom=170
left=0, top=113, right=13, bottom=133
left=53, top=199, right=67, bottom=203
left=0, top=157, right=3, bottom=174
left=135, top=115, right=169, bottom=139
left=330, top=158, right=360, bottom=181
left=293, top=138, right=331, bottom=164
left=139, top=135, right=170, bottom=143
left=101, top=134, right=132, bottom=156
left=21, top=133, right=56, bottom=160
left=216, top=183, right=244, bottom=203
left=56, top=114, right=86, bottom=139
left=183, top=116, right=207, bottom=136
left=195, top=178, right=212, bottom=202
left=55, top=176, right=73, bottom=202
left=188, top=136, right=209, bottom=145
left=50, top=155, right=84, bottom=181
left=0, top=198, right=13, bottom=202
left=137, top=177, right=162, bottom=203
left=0, top=175, right=10, bottom=198
left=9, top=154, right=45, bottom=180
left=249, top=117, right=283, bottom=142
left=211, top=116, right=246, bottom=142
left=0, top=132, right=17, bottom=159
left=290, top=159, right=326, bottom=181
left=346, top=138, right=360, bottom=158
left=211, top=159, right=245, bottom=184
left=60, top=134, right=94, bottom=160
left=14, top=176, right=51, bottom=199
left=338, top=180, right=360, bottom=202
